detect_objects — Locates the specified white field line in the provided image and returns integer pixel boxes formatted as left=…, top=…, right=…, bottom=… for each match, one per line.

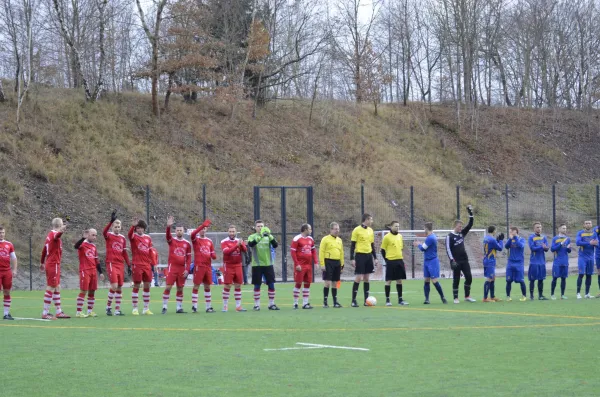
left=12, top=317, right=52, bottom=322
left=296, top=343, right=369, bottom=351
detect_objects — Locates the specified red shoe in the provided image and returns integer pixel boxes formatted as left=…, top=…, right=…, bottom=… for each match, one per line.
left=56, top=312, right=71, bottom=319
left=42, top=314, right=56, bottom=320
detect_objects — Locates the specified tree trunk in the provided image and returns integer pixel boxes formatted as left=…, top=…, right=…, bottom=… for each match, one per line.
left=0, top=80, right=5, bottom=102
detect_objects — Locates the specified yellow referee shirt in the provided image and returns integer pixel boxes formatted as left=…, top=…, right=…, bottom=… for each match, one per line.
left=351, top=225, right=374, bottom=254
left=380, top=232, right=403, bottom=260
left=319, top=235, right=344, bottom=267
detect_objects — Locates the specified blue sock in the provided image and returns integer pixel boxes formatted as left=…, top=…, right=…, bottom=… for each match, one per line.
left=490, top=281, right=495, bottom=298
left=585, top=275, right=592, bottom=294
left=506, top=281, right=512, bottom=297
left=424, top=282, right=431, bottom=300
left=561, top=278, right=566, bottom=296
left=577, top=274, right=583, bottom=293
left=267, top=282, right=275, bottom=290
left=433, top=282, right=444, bottom=299
left=519, top=282, right=527, bottom=296
left=483, top=281, right=490, bottom=299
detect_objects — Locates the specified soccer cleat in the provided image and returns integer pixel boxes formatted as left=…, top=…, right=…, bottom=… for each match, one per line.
left=293, top=304, right=299, bottom=310
left=55, top=312, right=71, bottom=319
left=482, top=298, right=493, bottom=303
left=192, top=306, right=197, bottom=313
left=176, top=309, right=187, bottom=314
left=465, top=297, right=476, bottom=302
left=222, top=305, right=228, bottom=312
left=88, top=311, right=98, bottom=317
left=323, top=303, right=329, bottom=308
left=385, top=301, right=392, bottom=306
left=333, top=302, right=342, bottom=308
left=3, top=314, right=14, bottom=320
left=453, top=299, right=460, bottom=304
left=561, top=295, right=568, bottom=300
left=268, top=305, right=280, bottom=311
left=519, top=296, right=527, bottom=302
left=585, top=294, right=595, bottom=299
left=530, top=295, right=534, bottom=301
left=235, top=307, right=247, bottom=312
left=491, top=297, right=503, bottom=302
left=577, top=293, right=582, bottom=300
left=551, top=295, right=557, bottom=300
left=106, top=308, right=113, bottom=316
left=539, top=296, right=549, bottom=301
left=442, top=298, right=448, bottom=304
left=302, top=304, right=313, bottom=310
left=114, top=311, right=125, bottom=316
left=76, top=312, right=89, bottom=318
left=42, top=313, right=55, bottom=320
left=142, top=309, right=153, bottom=315
left=351, top=300, right=359, bottom=307
left=162, top=308, right=168, bottom=314
left=132, top=308, right=140, bottom=316
left=253, top=306, right=260, bottom=311
left=423, top=300, right=430, bottom=305
left=206, top=307, right=215, bottom=313
left=399, top=300, right=409, bottom=306
left=506, top=297, right=512, bottom=302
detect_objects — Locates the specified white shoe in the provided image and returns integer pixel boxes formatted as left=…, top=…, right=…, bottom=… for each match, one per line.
left=585, top=294, right=595, bottom=299
left=465, top=297, right=476, bottom=302
left=577, top=293, right=582, bottom=300
left=561, top=295, right=568, bottom=300
left=385, top=301, right=392, bottom=306
left=550, top=295, right=557, bottom=300
left=453, top=298, right=460, bottom=304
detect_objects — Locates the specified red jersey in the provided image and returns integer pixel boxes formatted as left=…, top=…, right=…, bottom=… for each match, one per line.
left=41, top=230, right=63, bottom=266
left=78, top=240, right=99, bottom=272
left=128, top=226, right=153, bottom=268
left=103, top=222, right=130, bottom=266
left=291, top=234, right=318, bottom=268
left=191, top=222, right=217, bottom=267
left=221, top=237, right=247, bottom=267
left=0, top=240, right=15, bottom=271
left=166, top=227, right=192, bottom=271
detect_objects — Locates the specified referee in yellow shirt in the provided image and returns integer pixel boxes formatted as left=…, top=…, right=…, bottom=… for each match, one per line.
left=350, top=213, right=379, bottom=307
left=381, top=221, right=409, bottom=306
left=319, top=222, right=344, bottom=308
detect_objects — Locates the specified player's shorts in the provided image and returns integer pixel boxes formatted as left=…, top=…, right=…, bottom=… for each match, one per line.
left=224, top=265, right=243, bottom=285
left=552, top=264, right=569, bottom=278
left=294, top=266, right=312, bottom=284
left=385, top=259, right=406, bottom=281
left=193, top=265, right=212, bottom=286
left=423, top=258, right=440, bottom=279
left=166, top=266, right=187, bottom=287
left=252, top=265, right=276, bottom=285
left=79, top=270, right=98, bottom=291
left=323, top=259, right=342, bottom=282
left=484, top=265, right=496, bottom=279
left=506, top=262, right=524, bottom=283
left=45, top=263, right=61, bottom=287
left=528, top=264, right=547, bottom=281
left=578, top=258, right=594, bottom=275
left=132, top=264, right=153, bottom=284
left=596, top=257, right=600, bottom=270
left=0, top=270, right=13, bottom=290
left=354, top=253, right=374, bottom=275
left=107, top=262, right=125, bottom=286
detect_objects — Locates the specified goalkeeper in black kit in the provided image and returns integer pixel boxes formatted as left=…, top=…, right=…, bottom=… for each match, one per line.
left=445, top=205, right=475, bottom=304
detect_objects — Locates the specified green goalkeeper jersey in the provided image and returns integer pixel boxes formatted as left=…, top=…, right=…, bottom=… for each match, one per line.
left=247, top=231, right=277, bottom=267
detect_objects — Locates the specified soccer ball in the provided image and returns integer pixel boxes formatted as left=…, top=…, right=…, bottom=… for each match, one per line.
left=365, top=296, right=377, bottom=306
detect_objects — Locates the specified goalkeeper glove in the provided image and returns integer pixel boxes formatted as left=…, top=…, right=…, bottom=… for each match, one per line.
left=127, top=266, right=132, bottom=277
left=110, top=209, right=117, bottom=223
left=466, top=205, right=473, bottom=216
left=261, top=226, right=272, bottom=237
left=450, top=259, right=458, bottom=270
left=497, top=232, right=505, bottom=241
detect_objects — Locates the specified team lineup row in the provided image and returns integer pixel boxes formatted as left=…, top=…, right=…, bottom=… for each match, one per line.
left=1, top=206, right=599, bottom=320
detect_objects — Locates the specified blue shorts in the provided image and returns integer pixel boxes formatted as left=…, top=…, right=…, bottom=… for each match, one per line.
left=578, top=258, right=594, bottom=275
left=596, top=257, right=600, bottom=270
left=423, top=258, right=440, bottom=279
left=506, top=263, right=524, bottom=283
left=484, top=266, right=495, bottom=279
left=552, top=265, right=568, bottom=278
left=528, top=263, right=547, bottom=281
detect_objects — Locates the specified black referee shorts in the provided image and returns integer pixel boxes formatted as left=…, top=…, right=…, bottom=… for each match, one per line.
left=385, top=259, right=406, bottom=281
left=323, top=259, right=341, bottom=282
left=354, top=253, right=374, bottom=275
left=251, top=265, right=276, bottom=285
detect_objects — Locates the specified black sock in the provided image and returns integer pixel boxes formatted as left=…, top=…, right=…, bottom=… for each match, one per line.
left=490, top=281, right=495, bottom=298
left=323, top=287, right=329, bottom=302
left=332, top=288, right=338, bottom=304
left=551, top=278, right=557, bottom=295
left=598, top=275, right=600, bottom=290
left=529, top=280, right=535, bottom=296
left=352, top=282, right=359, bottom=301
left=560, top=278, right=566, bottom=296
left=465, top=284, right=471, bottom=298
left=538, top=280, right=544, bottom=297
left=384, top=285, right=391, bottom=299
left=396, top=284, right=403, bottom=301
left=433, top=282, right=444, bottom=299
left=520, top=281, right=527, bottom=296
left=364, top=282, right=370, bottom=302
left=585, top=274, right=592, bottom=294
left=577, top=274, right=584, bottom=293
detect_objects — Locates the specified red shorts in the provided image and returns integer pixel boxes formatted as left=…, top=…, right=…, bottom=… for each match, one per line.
left=193, top=266, right=212, bottom=286
left=132, top=265, right=153, bottom=284
left=223, top=265, right=243, bottom=285
left=45, top=263, right=61, bottom=287
left=107, top=263, right=125, bottom=286
left=80, top=270, right=98, bottom=291
left=0, top=270, right=13, bottom=290
left=294, top=266, right=312, bottom=284
left=166, top=266, right=186, bottom=287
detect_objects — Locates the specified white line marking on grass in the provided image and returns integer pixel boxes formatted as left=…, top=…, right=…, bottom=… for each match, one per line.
left=12, top=317, right=51, bottom=322
left=264, top=346, right=324, bottom=351
left=265, top=343, right=369, bottom=352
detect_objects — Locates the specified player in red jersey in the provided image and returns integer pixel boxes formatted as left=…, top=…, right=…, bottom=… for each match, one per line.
left=74, top=229, right=105, bottom=318
left=40, top=218, right=70, bottom=319
left=103, top=210, right=131, bottom=316
left=221, top=225, right=248, bottom=312
left=190, top=219, right=215, bottom=313
left=162, top=216, right=192, bottom=314
left=128, top=218, right=154, bottom=315
left=291, top=224, right=319, bottom=309
left=0, top=226, right=17, bottom=320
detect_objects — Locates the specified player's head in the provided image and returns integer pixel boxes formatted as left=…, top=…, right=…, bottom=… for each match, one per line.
left=199, top=222, right=209, bottom=237
left=112, top=219, right=122, bottom=234
left=510, top=226, right=519, bottom=235
left=558, top=224, right=567, bottom=234
left=388, top=221, right=399, bottom=234
left=300, top=223, right=312, bottom=236
left=0, top=226, right=5, bottom=240
left=329, top=222, right=340, bottom=237
left=533, top=222, right=542, bottom=234
left=135, top=220, right=147, bottom=235
left=254, top=220, right=264, bottom=234
left=584, top=220, right=593, bottom=231
left=362, top=213, right=373, bottom=227
left=228, top=225, right=237, bottom=239
left=52, top=218, right=63, bottom=230
left=175, top=225, right=185, bottom=238
left=87, top=228, right=98, bottom=242
left=424, top=222, right=433, bottom=234
left=487, top=225, right=496, bottom=235
left=453, top=220, right=463, bottom=233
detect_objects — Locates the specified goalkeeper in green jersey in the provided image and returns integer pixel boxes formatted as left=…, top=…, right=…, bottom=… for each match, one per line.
left=247, top=220, right=280, bottom=310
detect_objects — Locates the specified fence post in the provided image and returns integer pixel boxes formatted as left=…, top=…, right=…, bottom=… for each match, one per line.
left=505, top=184, right=509, bottom=235
left=597, top=185, right=599, bottom=227
left=145, top=185, right=150, bottom=233
left=29, top=235, right=33, bottom=291
left=552, top=185, right=556, bottom=234
left=202, top=184, right=207, bottom=221
left=456, top=185, right=461, bottom=220
left=410, top=186, right=415, bottom=279
left=281, top=187, right=287, bottom=282
left=360, top=183, right=365, bottom=217
left=307, top=186, right=315, bottom=283
left=253, top=186, right=260, bottom=221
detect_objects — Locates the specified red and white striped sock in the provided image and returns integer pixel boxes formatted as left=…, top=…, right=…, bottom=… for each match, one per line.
left=3, top=295, right=10, bottom=316
left=204, top=289, right=211, bottom=309
left=223, top=288, right=230, bottom=306
left=107, top=289, right=115, bottom=310
left=176, top=291, right=183, bottom=310
left=293, top=287, right=300, bottom=305
left=234, top=288, right=242, bottom=308
left=42, top=290, right=52, bottom=315
left=162, top=289, right=171, bottom=309
left=132, top=287, right=139, bottom=309
left=115, top=291, right=122, bottom=311
left=87, top=293, right=95, bottom=313
left=303, top=288, right=310, bottom=305
left=192, top=288, right=199, bottom=309
left=53, top=292, right=62, bottom=314
left=76, top=292, right=85, bottom=313
left=253, top=288, right=261, bottom=307
left=268, top=289, right=275, bottom=306
left=143, top=288, right=150, bottom=310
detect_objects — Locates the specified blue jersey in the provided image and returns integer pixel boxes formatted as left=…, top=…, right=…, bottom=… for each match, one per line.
left=528, top=233, right=548, bottom=265
left=505, top=236, right=525, bottom=264
left=595, top=226, right=600, bottom=259
left=418, top=233, right=437, bottom=262
left=576, top=229, right=598, bottom=260
left=483, top=235, right=503, bottom=267
left=551, top=235, right=571, bottom=266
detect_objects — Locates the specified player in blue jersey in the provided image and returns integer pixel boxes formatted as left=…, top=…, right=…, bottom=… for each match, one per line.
left=504, top=226, right=528, bottom=301
left=413, top=222, right=447, bottom=304
left=482, top=225, right=504, bottom=302
left=528, top=222, right=550, bottom=300
left=575, top=220, right=598, bottom=299
left=550, top=224, right=571, bottom=300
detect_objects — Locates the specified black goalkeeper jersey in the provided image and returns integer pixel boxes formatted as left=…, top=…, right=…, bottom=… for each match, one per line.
left=445, top=216, right=474, bottom=262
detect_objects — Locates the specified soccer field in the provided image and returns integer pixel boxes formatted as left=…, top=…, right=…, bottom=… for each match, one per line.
left=3, top=278, right=600, bottom=397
